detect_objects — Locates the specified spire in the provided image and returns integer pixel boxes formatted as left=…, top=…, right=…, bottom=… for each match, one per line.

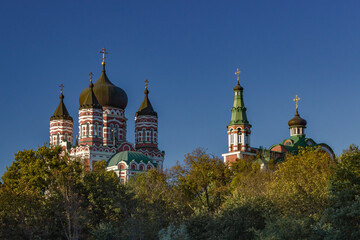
left=51, top=84, right=73, bottom=121
left=228, top=68, right=249, bottom=126
left=79, top=72, right=102, bottom=109
left=135, top=79, right=157, bottom=117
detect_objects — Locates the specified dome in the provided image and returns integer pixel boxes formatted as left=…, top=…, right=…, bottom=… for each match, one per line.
left=79, top=67, right=128, bottom=109
left=233, top=82, right=243, bottom=91
left=288, top=111, right=307, bottom=127
left=107, top=151, right=157, bottom=168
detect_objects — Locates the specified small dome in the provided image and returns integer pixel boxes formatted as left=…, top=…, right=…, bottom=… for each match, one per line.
left=79, top=67, right=128, bottom=109
left=233, top=82, right=243, bottom=91
left=288, top=111, right=307, bottom=127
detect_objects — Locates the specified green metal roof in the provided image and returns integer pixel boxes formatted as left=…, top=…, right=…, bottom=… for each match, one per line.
left=228, top=83, right=250, bottom=126
left=106, top=151, right=157, bottom=167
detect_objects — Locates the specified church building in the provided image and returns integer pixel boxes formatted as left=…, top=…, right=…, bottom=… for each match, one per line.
left=222, top=68, right=334, bottom=165
left=49, top=49, right=164, bottom=183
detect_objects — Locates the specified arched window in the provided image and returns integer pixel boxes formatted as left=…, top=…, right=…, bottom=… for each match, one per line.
left=151, top=129, right=154, bottom=143
left=230, top=129, right=234, bottom=144
left=139, top=165, right=145, bottom=171
left=57, top=133, right=60, bottom=145
left=143, top=129, right=146, bottom=143
left=237, top=128, right=242, bottom=143
left=147, top=165, right=152, bottom=170
left=64, top=133, right=68, bottom=142
left=131, top=163, right=136, bottom=170
left=94, top=123, right=98, bottom=136
left=86, top=123, right=90, bottom=136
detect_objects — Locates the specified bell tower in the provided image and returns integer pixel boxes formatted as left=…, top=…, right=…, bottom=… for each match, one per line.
left=134, top=80, right=165, bottom=168
left=78, top=73, right=103, bottom=146
left=222, top=68, right=255, bottom=165
left=50, top=84, right=73, bottom=147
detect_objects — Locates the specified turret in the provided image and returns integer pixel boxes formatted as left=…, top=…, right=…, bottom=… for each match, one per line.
left=227, top=68, right=252, bottom=153
left=50, top=85, right=73, bottom=147
left=78, top=73, right=103, bottom=146
left=135, top=80, right=158, bottom=150
left=288, top=95, right=307, bottom=137
left=135, top=80, right=165, bottom=168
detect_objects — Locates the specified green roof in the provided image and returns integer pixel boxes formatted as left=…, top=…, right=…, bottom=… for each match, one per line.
left=106, top=151, right=157, bottom=167
left=270, top=135, right=334, bottom=158
left=228, top=83, right=250, bottom=126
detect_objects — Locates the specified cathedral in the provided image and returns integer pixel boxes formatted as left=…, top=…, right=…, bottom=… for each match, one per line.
left=222, top=69, right=334, bottom=165
left=50, top=49, right=164, bottom=183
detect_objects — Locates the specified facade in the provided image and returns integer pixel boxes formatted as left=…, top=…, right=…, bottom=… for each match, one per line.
left=222, top=69, right=334, bottom=165
left=50, top=50, right=164, bottom=182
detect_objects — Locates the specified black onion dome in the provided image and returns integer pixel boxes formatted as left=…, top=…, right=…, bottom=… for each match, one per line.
left=136, top=88, right=157, bottom=117
left=233, top=82, right=243, bottom=91
left=79, top=67, right=128, bottom=109
left=288, top=110, right=307, bottom=127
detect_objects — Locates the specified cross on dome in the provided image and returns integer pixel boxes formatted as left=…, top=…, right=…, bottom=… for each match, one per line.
left=235, top=68, right=241, bottom=84
left=89, top=72, right=94, bottom=83
left=59, top=84, right=64, bottom=94
left=293, top=94, right=301, bottom=112
left=99, top=48, right=108, bottom=65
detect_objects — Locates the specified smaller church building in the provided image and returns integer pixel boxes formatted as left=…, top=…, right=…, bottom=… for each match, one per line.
left=222, top=69, right=334, bottom=165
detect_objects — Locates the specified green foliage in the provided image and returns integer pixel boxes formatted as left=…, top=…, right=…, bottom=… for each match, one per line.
left=158, top=224, right=190, bottom=240
left=2, top=145, right=357, bottom=239
left=257, top=216, right=325, bottom=240
left=322, top=145, right=360, bottom=239
left=174, top=148, right=231, bottom=213
left=91, top=222, right=119, bottom=240
left=268, top=147, right=335, bottom=218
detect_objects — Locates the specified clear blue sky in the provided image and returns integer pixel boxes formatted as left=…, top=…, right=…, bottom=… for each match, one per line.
left=1, top=0, right=360, bottom=177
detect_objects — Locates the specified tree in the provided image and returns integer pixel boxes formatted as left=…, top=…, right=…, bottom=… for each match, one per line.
left=173, top=148, right=231, bottom=213
left=268, top=147, right=335, bottom=218
left=322, top=145, right=360, bottom=240
left=124, top=169, right=185, bottom=239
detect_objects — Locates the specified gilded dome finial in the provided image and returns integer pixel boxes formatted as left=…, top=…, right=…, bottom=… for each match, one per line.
left=99, top=48, right=108, bottom=70
left=59, top=84, right=64, bottom=94
left=293, top=94, right=301, bottom=114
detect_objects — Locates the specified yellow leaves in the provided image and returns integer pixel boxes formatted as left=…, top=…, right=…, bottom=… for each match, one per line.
left=268, top=147, right=335, bottom=218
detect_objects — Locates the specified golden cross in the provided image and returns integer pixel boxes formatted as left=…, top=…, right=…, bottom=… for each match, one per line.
left=89, top=72, right=94, bottom=83
left=59, top=84, right=64, bottom=94
left=144, top=79, right=149, bottom=88
left=293, top=94, right=300, bottom=111
left=235, top=68, right=241, bottom=83
left=99, top=48, right=108, bottom=65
